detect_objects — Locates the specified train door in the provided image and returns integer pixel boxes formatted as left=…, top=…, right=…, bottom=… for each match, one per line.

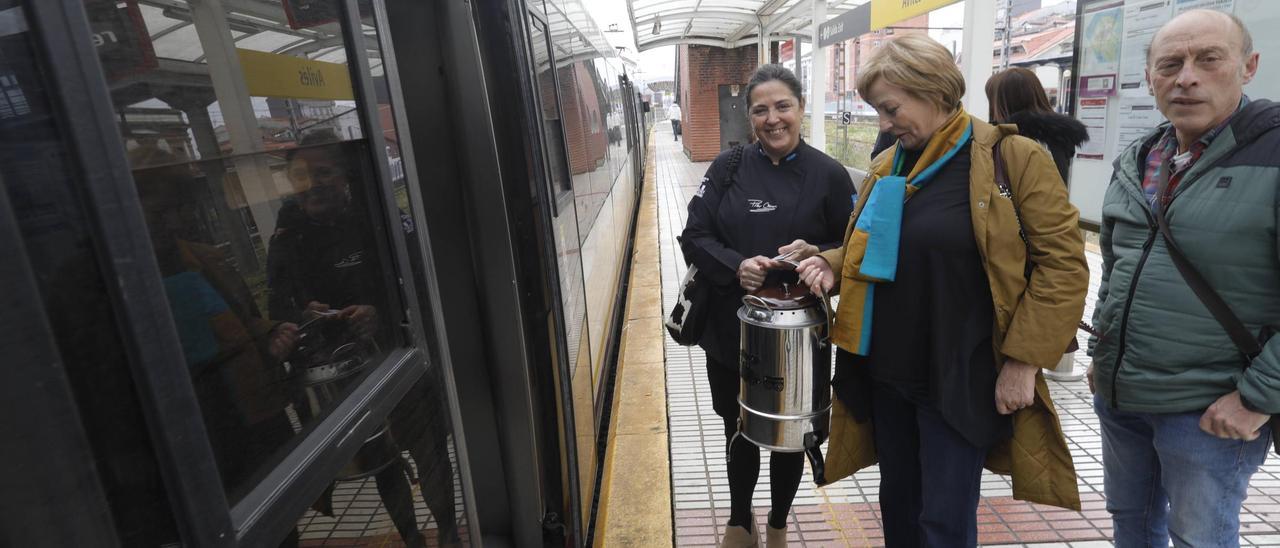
left=3, top=0, right=475, bottom=545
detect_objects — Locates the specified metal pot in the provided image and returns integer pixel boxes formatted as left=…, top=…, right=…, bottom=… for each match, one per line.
left=737, top=282, right=831, bottom=481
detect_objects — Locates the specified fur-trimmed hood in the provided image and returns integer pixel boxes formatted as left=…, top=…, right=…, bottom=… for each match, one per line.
left=1006, top=110, right=1089, bottom=150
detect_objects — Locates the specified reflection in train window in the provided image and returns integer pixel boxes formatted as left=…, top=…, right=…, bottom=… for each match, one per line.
left=528, top=15, right=574, bottom=213
left=127, top=137, right=401, bottom=504
left=84, top=0, right=408, bottom=506
left=0, top=1, right=180, bottom=543
left=274, top=5, right=472, bottom=546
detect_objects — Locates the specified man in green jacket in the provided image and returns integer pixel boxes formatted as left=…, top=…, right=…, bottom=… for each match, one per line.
left=1088, top=9, right=1277, bottom=546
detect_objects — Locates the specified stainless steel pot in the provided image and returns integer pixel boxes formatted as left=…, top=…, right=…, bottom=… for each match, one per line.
left=737, top=282, right=831, bottom=481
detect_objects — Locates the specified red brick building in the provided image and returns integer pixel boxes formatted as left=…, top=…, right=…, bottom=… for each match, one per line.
left=824, top=14, right=929, bottom=109
left=677, top=44, right=758, bottom=162
left=558, top=61, right=609, bottom=175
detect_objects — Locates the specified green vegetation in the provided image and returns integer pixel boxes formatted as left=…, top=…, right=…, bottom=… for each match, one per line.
left=799, top=116, right=880, bottom=171
left=822, top=119, right=880, bottom=172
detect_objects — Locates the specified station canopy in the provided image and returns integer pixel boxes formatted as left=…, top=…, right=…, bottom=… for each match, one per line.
left=134, top=0, right=379, bottom=71
left=627, top=0, right=869, bottom=52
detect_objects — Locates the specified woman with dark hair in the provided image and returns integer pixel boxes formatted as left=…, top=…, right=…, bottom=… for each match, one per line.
left=985, top=67, right=1089, bottom=182
left=680, top=64, right=854, bottom=548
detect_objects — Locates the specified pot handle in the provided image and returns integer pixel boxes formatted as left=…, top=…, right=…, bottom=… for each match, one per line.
left=741, top=294, right=774, bottom=311
left=804, top=431, right=826, bottom=484
left=815, top=287, right=833, bottom=346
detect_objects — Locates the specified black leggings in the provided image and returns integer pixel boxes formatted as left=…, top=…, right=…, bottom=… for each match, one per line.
left=706, top=356, right=805, bottom=530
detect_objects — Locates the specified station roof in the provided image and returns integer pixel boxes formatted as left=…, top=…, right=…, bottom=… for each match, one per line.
left=136, top=0, right=378, bottom=72
left=626, top=0, right=869, bottom=52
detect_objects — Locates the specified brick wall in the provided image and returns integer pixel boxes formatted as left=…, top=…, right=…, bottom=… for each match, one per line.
left=559, top=62, right=609, bottom=175
left=677, top=44, right=758, bottom=162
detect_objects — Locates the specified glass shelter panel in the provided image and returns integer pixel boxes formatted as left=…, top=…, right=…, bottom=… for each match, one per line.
left=83, top=0, right=408, bottom=506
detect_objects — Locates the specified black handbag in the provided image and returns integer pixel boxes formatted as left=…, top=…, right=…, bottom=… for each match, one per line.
left=665, top=144, right=745, bottom=346
left=1151, top=165, right=1279, bottom=453
left=665, top=261, right=711, bottom=345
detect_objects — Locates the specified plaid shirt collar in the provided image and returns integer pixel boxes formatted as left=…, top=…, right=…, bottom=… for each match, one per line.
left=1141, top=96, right=1249, bottom=208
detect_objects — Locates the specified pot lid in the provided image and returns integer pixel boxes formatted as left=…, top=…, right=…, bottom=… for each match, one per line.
left=748, top=281, right=817, bottom=310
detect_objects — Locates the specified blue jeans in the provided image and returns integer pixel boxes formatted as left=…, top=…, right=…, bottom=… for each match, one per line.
left=1094, top=395, right=1272, bottom=547
left=872, top=384, right=990, bottom=547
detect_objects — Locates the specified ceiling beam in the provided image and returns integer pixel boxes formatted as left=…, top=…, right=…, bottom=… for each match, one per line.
left=636, top=36, right=738, bottom=52
left=632, top=9, right=760, bottom=25
left=765, top=0, right=824, bottom=35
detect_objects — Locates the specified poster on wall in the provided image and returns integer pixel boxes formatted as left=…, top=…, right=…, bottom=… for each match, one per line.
left=1080, top=74, right=1117, bottom=97
left=1173, top=0, right=1234, bottom=15
left=1111, top=96, right=1166, bottom=158
left=1077, top=97, right=1110, bottom=160
left=1118, top=0, right=1171, bottom=96
left=1079, top=0, right=1125, bottom=93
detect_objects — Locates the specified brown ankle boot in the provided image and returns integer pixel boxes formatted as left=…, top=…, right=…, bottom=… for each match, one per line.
left=765, top=523, right=786, bottom=548
left=718, top=521, right=758, bottom=548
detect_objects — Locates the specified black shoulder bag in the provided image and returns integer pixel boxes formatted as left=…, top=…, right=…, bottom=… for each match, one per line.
left=666, top=144, right=746, bottom=346
left=992, top=136, right=1099, bottom=353
left=1151, top=164, right=1279, bottom=453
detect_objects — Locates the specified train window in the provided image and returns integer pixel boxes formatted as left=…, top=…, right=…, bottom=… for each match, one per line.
left=527, top=6, right=595, bottom=525
left=2, top=0, right=189, bottom=544
left=527, top=16, right=574, bottom=214
left=275, top=4, right=472, bottom=546
left=82, top=0, right=409, bottom=506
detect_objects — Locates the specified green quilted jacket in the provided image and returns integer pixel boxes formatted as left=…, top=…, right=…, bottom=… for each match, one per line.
left=1090, top=99, right=1280, bottom=414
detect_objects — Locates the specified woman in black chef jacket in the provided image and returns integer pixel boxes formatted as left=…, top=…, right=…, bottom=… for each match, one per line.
left=680, top=64, right=854, bottom=548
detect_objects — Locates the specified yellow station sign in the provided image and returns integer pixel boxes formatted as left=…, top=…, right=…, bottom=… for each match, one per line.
left=870, top=0, right=960, bottom=30
left=237, top=48, right=354, bottom=101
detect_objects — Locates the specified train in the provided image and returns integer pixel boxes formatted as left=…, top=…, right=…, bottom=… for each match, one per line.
left=0, top=0, right=648, bottom=546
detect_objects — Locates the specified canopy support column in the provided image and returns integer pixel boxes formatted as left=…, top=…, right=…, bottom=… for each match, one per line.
left=960, top=0, right=996, bottom=120
left=808, top=0, right=826, bottom=151
left=794, top=35, right=803, bottom=83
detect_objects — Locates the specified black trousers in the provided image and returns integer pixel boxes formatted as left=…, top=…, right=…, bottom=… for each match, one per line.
left=871, top=383, right=989, bottom=547
left=706, top=355, right=805, bottom=529
left=671, top=119, right=681, bottom=140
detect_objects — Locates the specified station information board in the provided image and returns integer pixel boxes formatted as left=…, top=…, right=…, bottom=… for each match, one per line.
left=1066, top=0, right=1280, bottom=227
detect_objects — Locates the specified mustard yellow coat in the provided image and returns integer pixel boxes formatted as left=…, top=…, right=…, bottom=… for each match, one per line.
left=817, top=118, right=1087, bottom=510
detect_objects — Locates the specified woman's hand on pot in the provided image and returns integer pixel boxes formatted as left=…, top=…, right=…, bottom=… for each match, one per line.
left=795, top=256, right=834, bottom=294
left=778, top=239, right=820, bottom=262
left=995, top=359, right=1038, bottom=415
left=737, top=256, right=777, bottom=291
left=337, top=304, right=379, bottom=339
left=268, top=323, right=300, bottom=360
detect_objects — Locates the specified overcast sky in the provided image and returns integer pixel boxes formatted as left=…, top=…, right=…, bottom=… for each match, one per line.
left=584, top=0, right=675, bottom=87
left=584, top=0, right=1073, bottom=87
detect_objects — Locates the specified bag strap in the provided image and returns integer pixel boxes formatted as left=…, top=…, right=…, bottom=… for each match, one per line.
left=993, top=135, right=1103, bottom=340
left=705, top=143, right=745, bottom=232
left=992, top=135, right=1027, bottom=246
left=993, top=136, right=1032, bottom=279
left=724, top=143, right=745, bottom=187
left=678, top=144, right=747, bottom=256
left=1152, top=164, right=1263, bottom=362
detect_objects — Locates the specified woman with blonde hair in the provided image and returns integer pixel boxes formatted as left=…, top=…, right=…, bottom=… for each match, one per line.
left=794, top=34, right=1087, bottom=545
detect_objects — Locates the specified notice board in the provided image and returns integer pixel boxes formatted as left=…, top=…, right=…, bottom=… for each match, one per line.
left=1066, top=0, right=1279, bottom=227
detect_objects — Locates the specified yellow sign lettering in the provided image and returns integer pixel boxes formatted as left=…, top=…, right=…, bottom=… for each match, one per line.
left=870, top=0, right=959, bottom=30
left=236, top=48, right=354, bottom=101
